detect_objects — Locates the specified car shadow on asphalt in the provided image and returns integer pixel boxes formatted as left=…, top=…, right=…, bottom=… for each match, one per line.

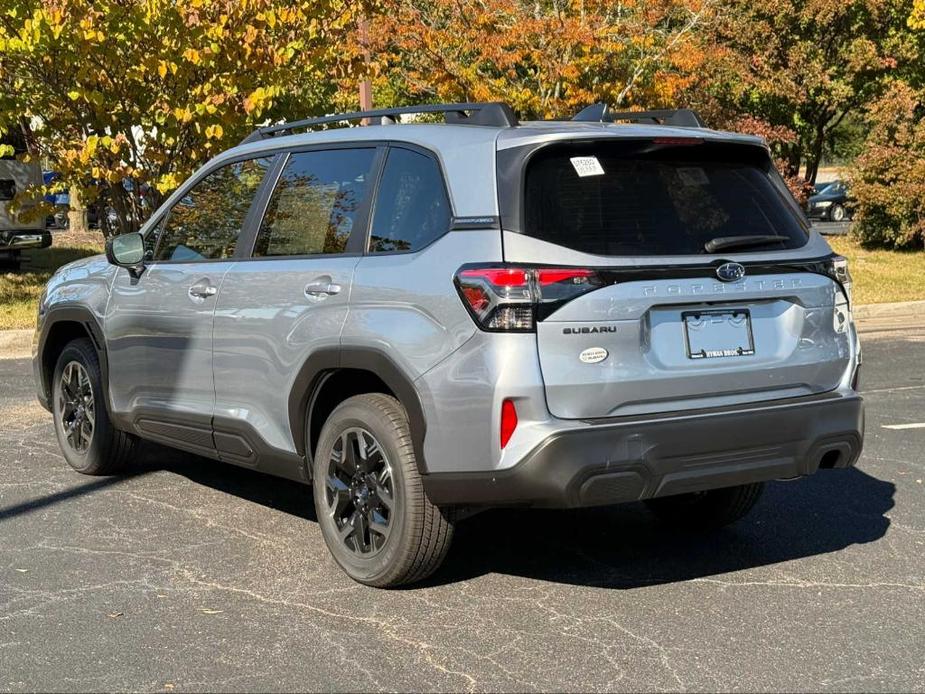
left=144, top=448, right=894, bottom=590
left=436, top=467, right=894, bottom=589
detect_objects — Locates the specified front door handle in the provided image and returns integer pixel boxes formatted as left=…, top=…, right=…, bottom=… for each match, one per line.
left=304, top=280, right=342, bottom=297
left=188, top=281, right=218, bottom=300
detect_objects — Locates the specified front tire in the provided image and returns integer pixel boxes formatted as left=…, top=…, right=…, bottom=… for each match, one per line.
left=830, top=203, right=847, bottom=222
left=644, top=482, right=764, bottom=529
left=312, top=393, right=454, bottom=587
left=52, top=338, right=137, bottom=475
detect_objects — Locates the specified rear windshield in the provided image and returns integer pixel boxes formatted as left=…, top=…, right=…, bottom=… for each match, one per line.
left=522, top=140, right=808, bottom=256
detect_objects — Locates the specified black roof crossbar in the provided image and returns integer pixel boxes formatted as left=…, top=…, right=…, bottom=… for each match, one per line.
left=573, top=103, right=706, bottom=128
left=240, top=102, right=518, bottom=144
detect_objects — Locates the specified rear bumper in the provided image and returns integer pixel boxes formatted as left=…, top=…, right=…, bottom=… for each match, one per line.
left=0, top=229, right=52, bottom=251
left=422, top=392, right=864, bottom=508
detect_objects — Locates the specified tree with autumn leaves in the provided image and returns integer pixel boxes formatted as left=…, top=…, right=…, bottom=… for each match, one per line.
left=0, top=0, right=922, bottom=245
left=844, top=1, right=925, bottom=249
left=0, top=0, right=363, bottom=234
left=361, top=0, right=713, bottom=119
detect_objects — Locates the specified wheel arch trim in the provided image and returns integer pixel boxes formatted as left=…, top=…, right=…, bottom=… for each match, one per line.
left=36, top=306, right=112, bottom=415
left=289, top=347, right=429, bottom=473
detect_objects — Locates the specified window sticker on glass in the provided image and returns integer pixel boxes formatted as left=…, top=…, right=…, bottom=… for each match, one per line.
left=677, top=167, right=710, bottom=186
left=570, top=156, right=605, bottom=177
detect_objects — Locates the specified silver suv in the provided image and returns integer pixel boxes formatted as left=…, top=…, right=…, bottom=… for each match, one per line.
left=33, top=103, right=864, bottom=587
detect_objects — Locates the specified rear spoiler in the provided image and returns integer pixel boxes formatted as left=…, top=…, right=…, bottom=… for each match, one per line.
left=573, top=104, right=706, bottom=128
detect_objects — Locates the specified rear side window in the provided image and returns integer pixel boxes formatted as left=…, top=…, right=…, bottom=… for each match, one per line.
left=522, top=141, right=808, bottom=256
left=369, top=147, right=450, bottom=253
left=155, top=157, right=272, bottom=262
left=254, top=148, right=376, bottom=257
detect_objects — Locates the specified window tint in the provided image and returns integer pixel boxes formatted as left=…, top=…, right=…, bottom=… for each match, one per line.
left=254, top=148, right=376, bottom=257
left=369, top=148, right=450, bottom=253
left=155, top=157, right=272, bottom=262
left=522, top=141, right=808, bottom=256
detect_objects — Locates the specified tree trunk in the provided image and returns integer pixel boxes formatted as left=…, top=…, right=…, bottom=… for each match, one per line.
left=67, top=186, right=88, bottom=234
left=803, top=121, right=827, bottom=185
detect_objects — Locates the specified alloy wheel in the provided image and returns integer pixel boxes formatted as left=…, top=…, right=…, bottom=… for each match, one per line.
left=325, top=427, right=395, bottom=556
left=57, top=361, right=95, bottom=454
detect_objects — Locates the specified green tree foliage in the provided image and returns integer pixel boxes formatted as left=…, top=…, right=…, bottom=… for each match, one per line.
left=848, top=90, right=925, bottom=249
left=700, top=0, right=917, bottom=184
left=0, top=0, right=362, bottom=235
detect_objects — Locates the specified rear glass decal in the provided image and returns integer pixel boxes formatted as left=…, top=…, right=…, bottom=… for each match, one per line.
left=677, top=167, right=710, bottom=186
left=569, top=156, right=605, bottom=177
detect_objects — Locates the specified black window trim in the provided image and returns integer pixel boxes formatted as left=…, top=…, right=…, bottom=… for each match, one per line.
left=362, top=142, right=455, bottom=257
left=239, top=141, right=387, bottom=261
left=140, top=138, right=456, bottom=266
left=145, top=150, right=284, bottom=266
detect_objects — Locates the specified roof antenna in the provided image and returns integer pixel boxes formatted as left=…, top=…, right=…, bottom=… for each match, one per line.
left=573, top=103, right=610, bottom=122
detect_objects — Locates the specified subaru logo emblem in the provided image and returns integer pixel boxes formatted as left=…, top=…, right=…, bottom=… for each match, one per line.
left=716, top=262, right=746, bottom=282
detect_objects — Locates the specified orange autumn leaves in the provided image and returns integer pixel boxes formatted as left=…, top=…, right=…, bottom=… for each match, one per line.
left=361, top=0, right=719, bottom=119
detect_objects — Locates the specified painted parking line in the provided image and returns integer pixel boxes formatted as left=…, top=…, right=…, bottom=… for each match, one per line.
left=882, top=422, right=925, bottom=430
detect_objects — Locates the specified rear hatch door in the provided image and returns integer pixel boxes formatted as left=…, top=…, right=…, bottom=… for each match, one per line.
left=501, top=136, right=851, bottom=418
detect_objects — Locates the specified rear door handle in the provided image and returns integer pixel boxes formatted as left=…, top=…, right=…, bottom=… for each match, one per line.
left=188, top=281, right=218, bottom=300
left=304, top=281, right=342, bottom=297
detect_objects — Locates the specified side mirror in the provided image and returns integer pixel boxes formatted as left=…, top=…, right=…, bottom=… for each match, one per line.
left=106, top=232, right=146, bottom=268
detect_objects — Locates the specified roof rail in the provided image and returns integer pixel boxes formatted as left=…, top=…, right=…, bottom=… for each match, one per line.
left=239, top=102, right=518, bottom=144
left=573, top=103, right=706, bottom=128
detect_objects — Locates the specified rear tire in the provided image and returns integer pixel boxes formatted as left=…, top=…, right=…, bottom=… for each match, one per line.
left=52, top=338, right=137, bottom=475
left=644, top=482, right=764, bottom=529
left=312, top=393, right=454, bottom=587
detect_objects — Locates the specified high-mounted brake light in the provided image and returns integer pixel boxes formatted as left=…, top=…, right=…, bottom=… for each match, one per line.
left=652, top=137, right=704, bottom=146
left=455, top=265, right=603, bottom=331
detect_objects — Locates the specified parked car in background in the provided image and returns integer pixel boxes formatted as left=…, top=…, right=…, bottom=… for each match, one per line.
left=43, top=171, right=73, bottom=229
left=808, top=180, right=851, bottom=222
left=44, top=172, right=146, bottom=234
left=1, top=128, right=51, bottom=270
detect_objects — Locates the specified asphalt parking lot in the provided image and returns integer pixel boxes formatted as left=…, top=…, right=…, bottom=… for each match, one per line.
left=1, top=326, right=923, bottom=692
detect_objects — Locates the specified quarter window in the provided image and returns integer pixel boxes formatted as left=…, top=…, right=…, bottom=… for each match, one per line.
left=253, top=148, right=377, bottom=257
left=154, top=157, right=272, bottom=262
left=369, top=148, right=450, bottom=253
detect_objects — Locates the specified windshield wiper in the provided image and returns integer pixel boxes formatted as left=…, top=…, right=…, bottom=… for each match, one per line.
left=704, top=235, right=790, bottom=253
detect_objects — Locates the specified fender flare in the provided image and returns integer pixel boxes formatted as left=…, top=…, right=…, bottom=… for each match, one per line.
left=36, top=306, right=111, bottom=413
left=288, top=347, right=429, bottom=473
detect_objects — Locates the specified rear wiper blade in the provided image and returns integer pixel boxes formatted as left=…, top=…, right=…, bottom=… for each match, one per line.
left=704, top=235, right=790, bottom=253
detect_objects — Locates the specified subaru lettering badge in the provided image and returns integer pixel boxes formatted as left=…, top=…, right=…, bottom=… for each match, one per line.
left=716, top=262, right=746, bottom=282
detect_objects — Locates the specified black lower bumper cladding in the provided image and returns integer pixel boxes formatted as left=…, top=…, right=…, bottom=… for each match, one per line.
left=423, top=393, right=863, bottom=509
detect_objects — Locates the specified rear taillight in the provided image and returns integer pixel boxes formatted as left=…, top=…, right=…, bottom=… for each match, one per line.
left=455, top=265, right=603, bottom=331
left=825, top=255, right=853, bottom=304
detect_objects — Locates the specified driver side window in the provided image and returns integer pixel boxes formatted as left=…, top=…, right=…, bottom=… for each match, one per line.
left=154, top=157, right=272, bottom=262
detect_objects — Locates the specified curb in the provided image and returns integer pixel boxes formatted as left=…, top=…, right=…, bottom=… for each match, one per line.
left=852, top=300, right=925, bottom=320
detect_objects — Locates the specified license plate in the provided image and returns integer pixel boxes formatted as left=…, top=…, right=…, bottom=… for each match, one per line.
left=683, top=309, right=755, bottom=359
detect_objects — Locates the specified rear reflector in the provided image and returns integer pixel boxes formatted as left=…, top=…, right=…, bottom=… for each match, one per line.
left=500, top=399, right=518, bottom=448
left=455, top=265, right=602, bottom=331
